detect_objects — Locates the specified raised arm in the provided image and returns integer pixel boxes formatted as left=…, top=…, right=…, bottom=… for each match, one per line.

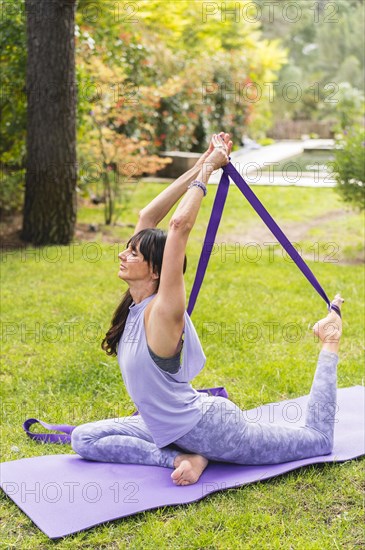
left=133, top=135, right=219, bottom=235
left=145, top=133, right=232, bottom=358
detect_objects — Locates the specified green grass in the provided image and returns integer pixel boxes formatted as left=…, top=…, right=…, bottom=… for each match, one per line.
left=262, top=151, right=335, bottom=172
left=1, top=183, right=364, bottom=548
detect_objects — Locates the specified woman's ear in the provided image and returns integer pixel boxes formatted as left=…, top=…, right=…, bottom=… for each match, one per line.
left=150, top=265, right=160, bottom=281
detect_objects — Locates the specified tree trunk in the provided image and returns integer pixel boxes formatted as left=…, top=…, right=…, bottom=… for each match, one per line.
left=22, top=0, right=77, bottom=245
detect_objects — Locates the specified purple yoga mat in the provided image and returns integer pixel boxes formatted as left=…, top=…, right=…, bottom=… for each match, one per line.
left=1, top=386, right=364, bottom=539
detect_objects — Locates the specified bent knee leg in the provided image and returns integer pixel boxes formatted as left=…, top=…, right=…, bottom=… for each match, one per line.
left=320, top=433, right=334, bottom=455
left=71, top=424, right=95, bottom=457
left=297, top=427, right=334, bottom=460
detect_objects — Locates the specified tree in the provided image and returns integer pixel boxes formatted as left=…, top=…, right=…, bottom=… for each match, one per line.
left=22, top=0, right=77, bottom=245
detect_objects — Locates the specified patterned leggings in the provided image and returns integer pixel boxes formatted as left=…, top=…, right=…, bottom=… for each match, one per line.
left=71, top=350, right=338, bottom=468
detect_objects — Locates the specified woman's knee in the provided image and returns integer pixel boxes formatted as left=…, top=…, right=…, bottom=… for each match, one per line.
left=321, top=434, right=334, bottom=455
left=71, top=424, right=93, bottom=455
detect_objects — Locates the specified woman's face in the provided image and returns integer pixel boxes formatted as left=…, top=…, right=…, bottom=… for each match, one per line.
left=118, top=242, right=154, bottom=283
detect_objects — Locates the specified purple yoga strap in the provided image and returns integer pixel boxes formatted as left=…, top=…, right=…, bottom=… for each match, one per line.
left=22, top=387, right=229, bottom=444
left=23, top=419, right=75, bottom=444
left=187, top=169, right=230, bottom=315
left=187, top=161, right=338, bottom=317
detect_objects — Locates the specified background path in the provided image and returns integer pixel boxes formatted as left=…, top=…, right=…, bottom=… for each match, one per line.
left=208, top=139, right=336, bottom=187
left=143, top=139, right=336, bottom=188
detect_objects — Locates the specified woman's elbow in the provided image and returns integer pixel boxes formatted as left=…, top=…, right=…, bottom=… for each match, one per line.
left=138, top=208, right=149, bottom=221
left=138, top=210, right=155, bottom=228
left=169, top=215, right=192, bottom=233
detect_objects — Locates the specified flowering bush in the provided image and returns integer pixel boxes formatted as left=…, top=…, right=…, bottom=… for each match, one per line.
left=1, top=0, right=286, bottom=215
left=75, top=0, right=287, bottom=156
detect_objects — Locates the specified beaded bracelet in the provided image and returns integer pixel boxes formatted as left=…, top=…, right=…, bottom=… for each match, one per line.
left=187, top=180, right=207, bottom=197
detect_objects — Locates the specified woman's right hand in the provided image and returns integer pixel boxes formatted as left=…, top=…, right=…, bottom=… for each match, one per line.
left=203, top=133, right=232, bottom=171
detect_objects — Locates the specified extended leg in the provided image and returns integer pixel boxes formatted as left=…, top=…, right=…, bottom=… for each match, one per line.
left=229, top=348, right=338, bottom=465
left=71, top=415, right=180, bottom=469
left=173, top=352, right=338, bottom=468
left=172, top=295, right=344, bottom=483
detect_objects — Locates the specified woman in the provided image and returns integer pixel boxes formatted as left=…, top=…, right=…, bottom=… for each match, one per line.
left=71, top=132, right=344, bottom=486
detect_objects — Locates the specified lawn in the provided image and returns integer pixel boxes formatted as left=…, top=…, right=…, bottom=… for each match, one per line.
left=262, top=151, right=335, bottom=172
left=1, top=182, right=364, bottom=548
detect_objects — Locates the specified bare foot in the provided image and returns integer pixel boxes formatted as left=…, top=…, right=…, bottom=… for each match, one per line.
left=312, top=294, right=344, bottom=352
left=171, top=453, right=209, bottom=486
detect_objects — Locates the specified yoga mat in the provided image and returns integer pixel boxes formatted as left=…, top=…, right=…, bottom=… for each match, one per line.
left=1, top=385, right=364, bottom=539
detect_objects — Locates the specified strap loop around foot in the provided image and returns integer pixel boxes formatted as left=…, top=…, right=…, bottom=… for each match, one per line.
left=329, top=303, right=342, bottom=318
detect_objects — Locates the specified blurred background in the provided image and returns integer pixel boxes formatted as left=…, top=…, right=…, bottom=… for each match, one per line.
left=1, top=0, right=364, bottom=244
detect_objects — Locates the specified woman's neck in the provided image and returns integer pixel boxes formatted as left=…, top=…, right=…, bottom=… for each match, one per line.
left=129, top=282, right=157, bottom=304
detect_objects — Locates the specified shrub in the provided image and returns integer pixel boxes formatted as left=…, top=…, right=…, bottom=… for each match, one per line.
left=332, top=127, right=365, bottom=210
left=257, top=137, right=275, bottom=146
left=0, top=168, right=25, bottom=215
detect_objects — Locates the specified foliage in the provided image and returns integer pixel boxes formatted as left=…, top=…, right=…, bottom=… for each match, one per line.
left=257, top=137, right=275, bottom=146
left=0, top=0, right=27, bottom=213
left=0, top=169, right=25, bottom=214
left=75, top=0, right=286, bottom=222
left=331, top=83, right=365, bottom=132
left=75, top=39, right=171, bottom=224
left=75, top=0, right=286, bottom=153
left=135, top=1, right=286, bottom=145
left=332, top=127, right=365, bottom=210
left=257, top=0, right=365, bottom=129
left=1, top=0, right=286, bottom=214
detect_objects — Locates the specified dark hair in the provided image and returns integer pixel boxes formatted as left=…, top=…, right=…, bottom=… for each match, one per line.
left=101, top=228, right=187, bottom=356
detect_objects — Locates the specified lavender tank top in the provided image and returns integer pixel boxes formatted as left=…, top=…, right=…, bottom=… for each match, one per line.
left=117, top=293, right=207, bottom=448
